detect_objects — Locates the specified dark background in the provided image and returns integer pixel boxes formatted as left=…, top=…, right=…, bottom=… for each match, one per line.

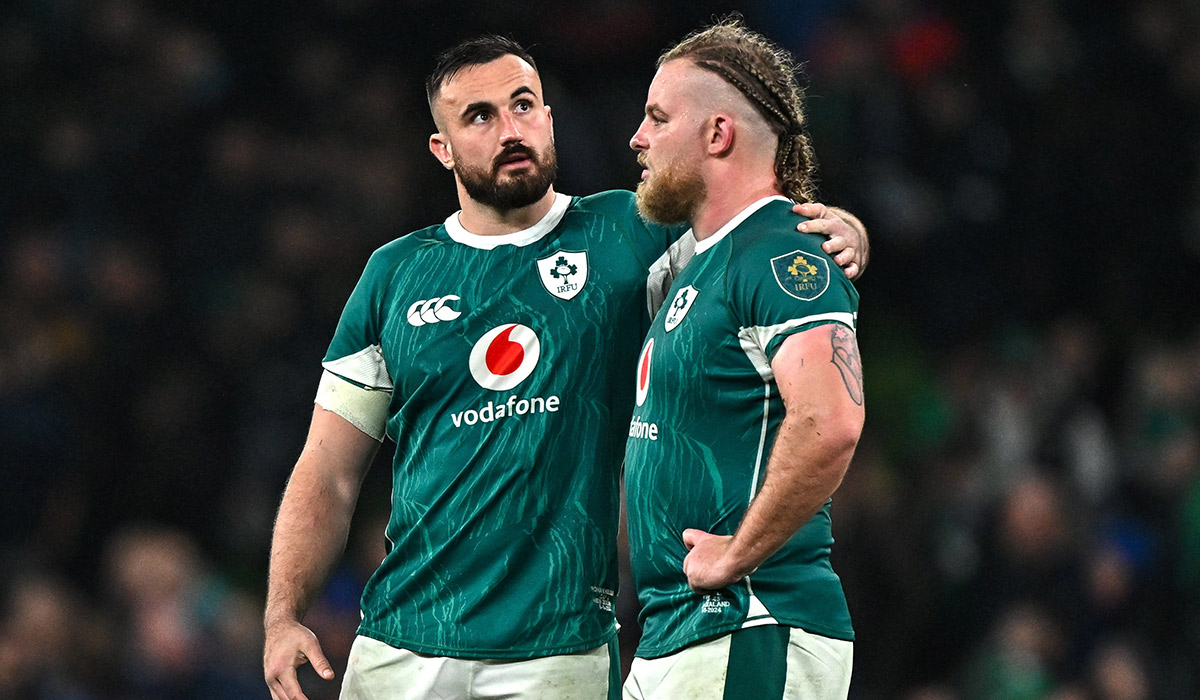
left=3, top=0, right=1199, bottom=698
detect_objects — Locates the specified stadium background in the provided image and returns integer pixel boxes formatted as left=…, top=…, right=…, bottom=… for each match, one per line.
left=3, top=0, right=1200, bottom=698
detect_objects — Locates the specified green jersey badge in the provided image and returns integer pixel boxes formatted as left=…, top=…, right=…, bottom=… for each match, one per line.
left=663, top=285, right=698, bottom=332
left=536, top=250, right=588, bottom=300
left=771, top=249, right=830, bottom=301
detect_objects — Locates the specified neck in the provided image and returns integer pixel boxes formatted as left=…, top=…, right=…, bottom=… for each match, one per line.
left=691, top=166, right=781, bottom=240
left=456, top=186, right=558, bottom=236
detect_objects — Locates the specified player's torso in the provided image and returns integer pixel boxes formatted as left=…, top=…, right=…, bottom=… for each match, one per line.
left=360, top=195, right=661, bottom=656
left=624, top=200, right=857, bottom=655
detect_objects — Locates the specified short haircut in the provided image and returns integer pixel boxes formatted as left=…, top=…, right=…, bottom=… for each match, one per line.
left=426, top=35, right=539, bottom=112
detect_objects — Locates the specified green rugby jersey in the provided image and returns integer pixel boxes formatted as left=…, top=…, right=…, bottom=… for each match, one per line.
left=323, top=191, right=684, bottom=658
left=625, top=196, right=859, bottom=658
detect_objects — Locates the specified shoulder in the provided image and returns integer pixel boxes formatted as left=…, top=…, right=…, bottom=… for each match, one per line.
left=728, top=203, right=857, bottom=307
left=361, top=224, right=445, bottom=276
left=571, top=189, right=638, bottom=217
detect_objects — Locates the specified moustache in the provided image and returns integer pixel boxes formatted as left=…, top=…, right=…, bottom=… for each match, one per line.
left=494, top=145, right=538, bottom=171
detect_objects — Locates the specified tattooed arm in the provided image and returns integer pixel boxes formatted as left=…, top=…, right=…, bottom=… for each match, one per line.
left=682, top=323, right=865, bottom=592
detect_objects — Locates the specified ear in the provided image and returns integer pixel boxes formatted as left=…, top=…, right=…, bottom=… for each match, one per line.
left=544, top=103, right=553, bottom=124
left=429, top=133, right=454, bottom=170
left=707, top=114, right=734, bottom=156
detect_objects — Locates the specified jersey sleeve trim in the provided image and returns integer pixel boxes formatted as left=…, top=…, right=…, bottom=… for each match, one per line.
left=737, top=312, right=857, bottom=381
left=323, top=344, right=393, bottom=390
left=315, top=370, right=389, bottom=442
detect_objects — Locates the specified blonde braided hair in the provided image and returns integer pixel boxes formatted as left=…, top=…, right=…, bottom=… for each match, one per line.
left=659, top=17, right=817, bottom=203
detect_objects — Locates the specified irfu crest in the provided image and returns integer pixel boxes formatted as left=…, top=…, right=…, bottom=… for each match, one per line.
left=771, top=250, right=830, bottom=301
left=536, top=250, right=589, bottom=300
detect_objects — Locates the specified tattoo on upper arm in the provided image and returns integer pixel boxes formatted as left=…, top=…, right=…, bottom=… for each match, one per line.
left=830, top=325, right=864, bottom=405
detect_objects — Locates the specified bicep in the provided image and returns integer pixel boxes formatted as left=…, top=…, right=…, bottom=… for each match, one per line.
left=298, top=405, right=381, bottom=489
left=770, top=323, right=865, bottom=431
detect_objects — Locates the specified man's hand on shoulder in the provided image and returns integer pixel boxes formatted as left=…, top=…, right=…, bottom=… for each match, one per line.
left=793, top=202, right=869, bottom=280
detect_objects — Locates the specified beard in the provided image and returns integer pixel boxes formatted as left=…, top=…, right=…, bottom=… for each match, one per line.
left=635, top=156, right=706, bottom=225
left=456, top=141, right=559, bottom=211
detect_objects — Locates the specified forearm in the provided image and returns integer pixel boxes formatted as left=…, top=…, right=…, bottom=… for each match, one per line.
left=723, top=414, right=857, bottom=577
left=264, top=409, right=377, bottom=628
left=265, top=458, right=360, bottom=627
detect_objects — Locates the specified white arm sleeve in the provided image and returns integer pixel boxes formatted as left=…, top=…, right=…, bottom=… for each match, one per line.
left=314, top=370, right=390, bottom=442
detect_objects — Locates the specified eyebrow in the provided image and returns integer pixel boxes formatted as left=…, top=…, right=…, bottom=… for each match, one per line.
left=460, top=86, right=537, bottom=120
left=645, top=103, right=667, bottom=118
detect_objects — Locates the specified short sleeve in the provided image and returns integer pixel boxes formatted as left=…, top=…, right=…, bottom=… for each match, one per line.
left=729, top=233, right=858, bottom=365
left=322, top=248, right=395, bottom=390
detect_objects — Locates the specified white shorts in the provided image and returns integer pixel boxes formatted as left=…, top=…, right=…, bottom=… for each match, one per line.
left=339, top=635, right=619, bottom=700
left=623, top=625, right=853, bottom=700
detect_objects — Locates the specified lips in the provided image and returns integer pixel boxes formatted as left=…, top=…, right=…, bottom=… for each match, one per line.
left=496, top=148, right=535, bottom=171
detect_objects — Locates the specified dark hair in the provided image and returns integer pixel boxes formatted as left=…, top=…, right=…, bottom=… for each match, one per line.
left=426, top=35, right=538, bottom=110
left=660, top=17, right=817, bottom=203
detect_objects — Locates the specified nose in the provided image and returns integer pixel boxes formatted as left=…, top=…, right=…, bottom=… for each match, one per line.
left=630, top=119, right=648, bottom=152
left=499, top=112, right=523, bottom=144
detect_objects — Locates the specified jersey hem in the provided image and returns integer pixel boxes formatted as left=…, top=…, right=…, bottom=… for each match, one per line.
left=355, top=625, right=618, bottom=660
left=634, top=617, right=853, bottom=659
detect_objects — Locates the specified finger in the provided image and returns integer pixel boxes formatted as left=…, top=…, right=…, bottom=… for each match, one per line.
left=268, top=676, right=308, bottom=700
left=303, top=642, right=335, bottom=681
left=842, top=262, right=860, bottom=279
left=821, top=236, right=847, bottom=254
left=798, top=218, right=834, bottom=235
left=681, top=528, right=706, bottom=549
left=793, top=202, right=830, bottom=219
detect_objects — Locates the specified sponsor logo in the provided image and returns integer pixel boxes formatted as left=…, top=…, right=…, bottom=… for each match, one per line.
left=628, top=415, right=658, bottom=441
left=635, top=339, right=653, bottom=407
left=771, top=250, right=830, bottom=301
left=407, top=295, right=462, bottom=326
left=536, top=250, right=588, bottom=300
left=468, top=324, right=540, bottom=391
left=663, top=285, right=697, bottom=332
left=450, top=394, right=560, bottom=427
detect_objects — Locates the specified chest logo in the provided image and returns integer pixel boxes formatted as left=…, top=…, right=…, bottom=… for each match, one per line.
left=468, top=323, right=541, bottom=391
left=407, top=295, right=462, bottom=326
left=536, top=250, right=588, bottom=300
left=771, top=250, right=830, bottom=301
left=663, top=285, right=698, bottom=332
left=635, top=339, right=653, bottom=407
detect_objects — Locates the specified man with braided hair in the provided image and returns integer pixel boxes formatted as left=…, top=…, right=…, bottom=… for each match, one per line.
left=623, top=19, right=863, bottom=699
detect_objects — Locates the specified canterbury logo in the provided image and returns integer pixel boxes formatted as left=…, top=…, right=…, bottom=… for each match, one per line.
left=407, top=296, right=462, bottom=326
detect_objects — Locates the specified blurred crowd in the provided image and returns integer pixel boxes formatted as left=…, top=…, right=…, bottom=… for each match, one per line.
left=2, top=0, right=1199, bottom=698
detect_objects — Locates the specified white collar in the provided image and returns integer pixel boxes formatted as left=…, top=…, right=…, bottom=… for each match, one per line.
left=693, top=195, right=792, bottom=255
left=443, top=193, right=572, bottom=250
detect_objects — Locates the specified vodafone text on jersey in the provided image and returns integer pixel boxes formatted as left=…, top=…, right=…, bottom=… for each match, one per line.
left=453, top=323, right=561, bottom=428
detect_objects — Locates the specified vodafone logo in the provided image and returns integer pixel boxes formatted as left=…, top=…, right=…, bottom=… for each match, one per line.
left=468, top=324, right=541, bottom=390
left=407, top=296, right=461, bottom=326
left=635, top=339, right=653, bottom=407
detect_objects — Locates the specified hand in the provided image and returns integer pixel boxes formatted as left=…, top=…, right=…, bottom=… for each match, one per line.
left=681, top=528, right=751, bottom=593
left=793, top=202, right=868, bottom=280
left=264, top=619, right=335, bottom=700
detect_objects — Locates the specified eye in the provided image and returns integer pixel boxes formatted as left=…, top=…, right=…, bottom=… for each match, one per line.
left=514, top=99, right=533, bottom=113
left=470, top=111, right=491, bottom=125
